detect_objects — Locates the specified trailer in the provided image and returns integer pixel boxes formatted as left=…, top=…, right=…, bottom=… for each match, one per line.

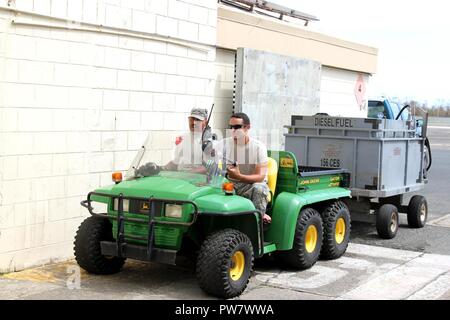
left=284, top=112, right=431, bottom=239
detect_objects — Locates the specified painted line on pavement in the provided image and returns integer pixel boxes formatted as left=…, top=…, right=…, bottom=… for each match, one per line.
left=430, top=143, right=450, bottom=148
left=346, top=243, right=422, bottom=261
left=255, top=244, right=450, bottom=300
left=428, top=214, right=450, bottom=228
left=340, top=253, right=450, bottom=300
left=428, top=126, right=450, bottom=129
left=407, top=273, right=450, bottom=300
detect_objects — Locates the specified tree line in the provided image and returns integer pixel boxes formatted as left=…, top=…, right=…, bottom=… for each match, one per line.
left=402, top=100, right=450, bottom=117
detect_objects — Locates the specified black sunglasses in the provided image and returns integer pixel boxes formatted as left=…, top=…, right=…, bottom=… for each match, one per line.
left=229, top=124, right=245, bottom=130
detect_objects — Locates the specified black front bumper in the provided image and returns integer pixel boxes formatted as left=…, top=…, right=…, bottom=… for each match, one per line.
left=100, top=241, right=177, bottom=265
left=81, top=191, right=198, bottom=263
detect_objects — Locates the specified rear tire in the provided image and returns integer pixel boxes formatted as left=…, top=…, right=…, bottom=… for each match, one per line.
left=376, top=204, right=399, bottom=239
left=407, top=195, right=428, bottom=228
left=279, top=208, right=323, bottom=269
left=196, top=229, right=253, bottom=299
left=74, top=216, right=126, bottom=275
left=320, top=201, right=351, bottom=260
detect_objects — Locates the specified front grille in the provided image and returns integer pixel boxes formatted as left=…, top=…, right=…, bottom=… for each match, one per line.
left=113, top=198, right=163, bottom=216
left=129, top=200, right=162, bottom=216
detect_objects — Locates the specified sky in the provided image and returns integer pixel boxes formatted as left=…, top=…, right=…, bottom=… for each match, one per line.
left=271, top=0, right=450, bottom=105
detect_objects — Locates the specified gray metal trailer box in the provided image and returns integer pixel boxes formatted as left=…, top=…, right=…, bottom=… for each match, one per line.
left=285, top=115, right=428, bottom=198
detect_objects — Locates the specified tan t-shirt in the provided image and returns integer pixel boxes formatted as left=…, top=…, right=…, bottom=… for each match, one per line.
left=213, top=137, right=268, bottom=182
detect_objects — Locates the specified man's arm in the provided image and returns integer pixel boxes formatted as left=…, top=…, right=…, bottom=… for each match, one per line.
left=227, top=162, right=267, bottom=184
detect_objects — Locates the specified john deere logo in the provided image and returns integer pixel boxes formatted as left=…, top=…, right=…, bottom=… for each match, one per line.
left=141, top=202, right=149, bottom=210
left=300, top=178, right=320, bottom=185
left=280, top=157, right=294, bottom=168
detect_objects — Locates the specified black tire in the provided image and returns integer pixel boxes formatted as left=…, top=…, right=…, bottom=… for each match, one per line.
left=407, top=195, right=428, bottom=228
left=320, top=201, right=351, bottom=260
left=376, top=204, right=399, bottom=239
left=196, top=229, right=253, bottom=299
left=74, top=216, right=126, bottom=275
left=278, top=208, right=323, bottom=269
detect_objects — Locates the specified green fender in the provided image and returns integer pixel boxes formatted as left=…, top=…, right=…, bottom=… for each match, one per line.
left=265, top=188, right=351, bottom=250
left=195, top=193, right=263, bottom=257
left=89, top=185, right=114, bottom=204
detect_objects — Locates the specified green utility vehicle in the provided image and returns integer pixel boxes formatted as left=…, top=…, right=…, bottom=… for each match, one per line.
left=75, top=146, right=352, bottom=298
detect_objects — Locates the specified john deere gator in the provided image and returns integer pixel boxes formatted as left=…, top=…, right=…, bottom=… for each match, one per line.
left=75, top=145, right=352, bottom=298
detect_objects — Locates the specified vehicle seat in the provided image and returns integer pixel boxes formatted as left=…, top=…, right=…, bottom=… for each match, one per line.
left=267, top=157, right=278, bottom=202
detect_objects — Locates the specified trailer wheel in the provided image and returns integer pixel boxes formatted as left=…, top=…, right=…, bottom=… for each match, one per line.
left=74, top=216, right=126, bottom=274
left=407, top=195, right=428, bottom=228
left=320, top=201, right=351, bottom=260
left=376, top=204, right=399, bottom=239
left=196, top=229, right=253, bottom=299
left=279, top=208, right=323, bottom=269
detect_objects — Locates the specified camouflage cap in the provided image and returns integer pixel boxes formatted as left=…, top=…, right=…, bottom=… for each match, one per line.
left=189, top=108, right=208, bottom=121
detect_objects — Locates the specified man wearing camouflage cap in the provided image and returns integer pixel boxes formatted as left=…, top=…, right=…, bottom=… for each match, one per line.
left=163, top=107, right=212, bottom=172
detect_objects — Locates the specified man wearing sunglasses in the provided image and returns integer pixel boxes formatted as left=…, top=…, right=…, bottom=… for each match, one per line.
left=214, top=113, right=272, bottom=224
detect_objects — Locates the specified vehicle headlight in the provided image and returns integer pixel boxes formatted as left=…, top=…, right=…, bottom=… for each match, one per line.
left=113, top=198, right=130, bottom=212
left=165, top=204, right=183, bottom=218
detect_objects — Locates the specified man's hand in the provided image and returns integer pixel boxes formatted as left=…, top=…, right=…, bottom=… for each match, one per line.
left=226, top=164, right=241, bottom=180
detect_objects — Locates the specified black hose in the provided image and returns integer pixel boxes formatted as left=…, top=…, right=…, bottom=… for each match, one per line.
left=395, top=104, right=410, bottom=120
left=393, top=104, right=431, bottom=172
left=425, top=137, right=432, bottom=171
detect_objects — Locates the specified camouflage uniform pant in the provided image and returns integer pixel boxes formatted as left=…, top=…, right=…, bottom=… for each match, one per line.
left=234, top=182, right=270, bottom=213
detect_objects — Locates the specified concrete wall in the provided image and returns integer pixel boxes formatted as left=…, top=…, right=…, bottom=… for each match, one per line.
left=0, top=0, right=217, bottom=272
left=214, top=49, right=370, bottom=131
left=234, top=48, right=321, bottom=149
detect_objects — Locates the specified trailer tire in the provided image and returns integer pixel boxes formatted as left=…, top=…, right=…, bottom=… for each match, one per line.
left=320, top=201, right=351, bottom=260
left=279, top=208, right=323, bottom=269
left=74, top=216, right=126, bottom=274
left=407, top=195, right=428, bottom=228
left=196, top=229, right=253, bottom=299
left=376, top=204, right=399, bottom=239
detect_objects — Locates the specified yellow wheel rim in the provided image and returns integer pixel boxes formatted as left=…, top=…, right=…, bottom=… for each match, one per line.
left=305, top=225, right=318, bottom=253
left=229, top=251, right=245, bottom=281
left=335, top=217, right=346, bottom=244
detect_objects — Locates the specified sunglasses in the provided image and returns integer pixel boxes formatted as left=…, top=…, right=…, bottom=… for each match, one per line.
left=229, top=124, right=246, bottom=130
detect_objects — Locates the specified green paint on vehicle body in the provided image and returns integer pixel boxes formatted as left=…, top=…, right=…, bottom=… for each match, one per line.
left=263, top=243, right=277, bottom=254
left=82, top=149, right=351, bottom=259
left=265, top=188, right=350, bottom=250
